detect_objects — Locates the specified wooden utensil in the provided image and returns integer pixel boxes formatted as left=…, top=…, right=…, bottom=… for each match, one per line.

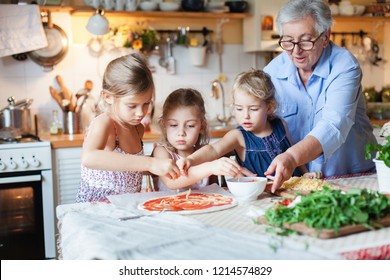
left=56, top=75, right=75, bottom=112
left=49, top=85, right=64, bottom=111
left=75, top=94, right=87, bottom=113
left=146, top=174, right=154, bottom=192
left=85, top=80, right=93, bottom=92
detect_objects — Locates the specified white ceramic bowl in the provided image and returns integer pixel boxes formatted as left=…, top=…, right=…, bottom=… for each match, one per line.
left=226, top=177, right=267, bottom=202
left=353, top=5, right=366, bottom=16
left=159, top=2, right=180, bottom=11
left=139, top=1, right=158, bottom=11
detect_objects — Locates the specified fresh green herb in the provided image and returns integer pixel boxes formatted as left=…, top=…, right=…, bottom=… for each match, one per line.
left=265, top=226, right=296, bottom=236
left=265, top=187, right=390, bottom=235
left=365, top=135, right=390, bottom=167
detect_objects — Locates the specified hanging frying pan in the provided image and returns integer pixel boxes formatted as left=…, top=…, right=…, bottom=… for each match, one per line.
left=28, top=10, right=68, bottom=72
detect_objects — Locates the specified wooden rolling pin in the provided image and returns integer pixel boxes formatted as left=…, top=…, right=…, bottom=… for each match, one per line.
left=56, top=75, right=75, bottom=112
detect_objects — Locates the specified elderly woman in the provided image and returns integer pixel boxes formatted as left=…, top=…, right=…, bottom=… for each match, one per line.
left=263, top=0, right=376, bottom=192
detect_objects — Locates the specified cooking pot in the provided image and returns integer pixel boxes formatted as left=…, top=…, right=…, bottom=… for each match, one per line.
left=0, top=96, right=33, bottom=137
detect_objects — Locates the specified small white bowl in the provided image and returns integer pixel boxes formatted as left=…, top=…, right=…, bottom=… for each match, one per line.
left=159, top=2, right=180, bottom=11
left=139, top=1, right=158, bottom=11
left=226, top=177, right=267, bottom=202
left=353, top=5, right=366, bottom=16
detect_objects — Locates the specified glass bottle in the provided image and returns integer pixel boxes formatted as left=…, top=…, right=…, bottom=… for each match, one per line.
left=50, top=110, right=63, bottom=135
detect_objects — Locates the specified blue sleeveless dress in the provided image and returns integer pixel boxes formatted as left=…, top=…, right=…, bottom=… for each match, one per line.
left=235, top=118, right=302, bottom=177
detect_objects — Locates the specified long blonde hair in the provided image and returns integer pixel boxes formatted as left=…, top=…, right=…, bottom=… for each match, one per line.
left=98, top=53, right=154, bottom=113
left=159, top=88, right=209, bottom=150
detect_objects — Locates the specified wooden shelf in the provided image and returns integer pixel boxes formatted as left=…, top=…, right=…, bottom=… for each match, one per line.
left=40, top=5, right=74, bottom=13
left=41, top=6, right=251, bottom=19
left=333, top=15, right=390, bottom=22
left=371, top=119, right=390, bottom=127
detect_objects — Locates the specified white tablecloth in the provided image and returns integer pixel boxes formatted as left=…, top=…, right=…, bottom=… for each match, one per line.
left=56, top=175, right=390, bottom=260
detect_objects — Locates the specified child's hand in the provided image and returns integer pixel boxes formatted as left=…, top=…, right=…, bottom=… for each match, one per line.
left=150, top=158, right=180, bottom=180
left=209, top=157, right=242, bottom=177
left=240, top=167, right=257, bottom=177
left=303, top=171, right=323, bottom=179
left=176, top=157, right=192, bottom=176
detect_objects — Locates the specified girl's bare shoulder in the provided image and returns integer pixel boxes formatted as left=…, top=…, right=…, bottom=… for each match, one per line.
left=222, top=127, right=245, bottom=148
left=223, top=128, right=243, bottom=141
left=93, top=113, right=112, bottom=126
left=151, top=143, right=172, bottom=158
left=85, top=113, right=113, bottom=139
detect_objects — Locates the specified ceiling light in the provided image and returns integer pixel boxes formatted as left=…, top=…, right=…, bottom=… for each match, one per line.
left=86, top=6, right=109, bottom=36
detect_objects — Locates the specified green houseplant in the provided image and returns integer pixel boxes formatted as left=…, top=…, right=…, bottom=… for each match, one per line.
left=365, top=135, right=390, bottom=193
left=365, top=135, right=390, bottom=168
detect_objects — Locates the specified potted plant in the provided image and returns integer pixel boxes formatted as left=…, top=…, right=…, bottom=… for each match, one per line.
left=365, top=135, right=390, bottom=193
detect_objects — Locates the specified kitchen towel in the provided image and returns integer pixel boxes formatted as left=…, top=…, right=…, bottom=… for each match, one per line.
left=0, top=4, right=48, bottom=58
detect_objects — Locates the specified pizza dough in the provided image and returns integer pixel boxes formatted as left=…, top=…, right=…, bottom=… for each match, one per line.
left=141, top=193, right=234, bottom=212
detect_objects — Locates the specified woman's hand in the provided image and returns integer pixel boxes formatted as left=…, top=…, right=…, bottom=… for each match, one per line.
left=264, top=152, right=297, bottom=193
left=149, top=158, right=180, bottom=180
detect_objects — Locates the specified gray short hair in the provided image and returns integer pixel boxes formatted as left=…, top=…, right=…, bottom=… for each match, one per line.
left=276, top=0, right=333, bottom=35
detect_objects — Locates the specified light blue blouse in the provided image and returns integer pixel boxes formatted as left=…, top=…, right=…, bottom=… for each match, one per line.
left=263, top=42, right=376, bottom=177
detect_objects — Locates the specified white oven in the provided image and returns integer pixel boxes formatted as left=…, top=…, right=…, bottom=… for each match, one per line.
left=0, top=140, right=55, bottom=259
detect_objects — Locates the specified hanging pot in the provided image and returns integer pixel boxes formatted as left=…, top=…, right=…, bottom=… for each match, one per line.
left=0, top=96, right=33, bottom=137
left=28, top=10, right=69, bottom=72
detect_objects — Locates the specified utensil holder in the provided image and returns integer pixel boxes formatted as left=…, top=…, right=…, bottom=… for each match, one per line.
left=189, top=46, right=207, bottom=66
left=63, top=111, right=81, bottom=134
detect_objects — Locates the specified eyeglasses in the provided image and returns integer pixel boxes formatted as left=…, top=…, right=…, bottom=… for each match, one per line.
left=278, top=32, right=324, bottom=51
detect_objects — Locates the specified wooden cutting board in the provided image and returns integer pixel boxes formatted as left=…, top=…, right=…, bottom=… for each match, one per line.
left=265, top=184, right=323, bottom=199
left=257, top=215, right=390, bottom=239
left=265, top=181, right=347, bottom=200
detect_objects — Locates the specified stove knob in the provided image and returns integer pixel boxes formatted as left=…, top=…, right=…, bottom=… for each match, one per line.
left=20, top=158, right=29, bottom=168
left=0, top=160, right=6, bottom=170
left=30, top=156, right=40, bottom=167
left=8, top=159, right=17, bottom=169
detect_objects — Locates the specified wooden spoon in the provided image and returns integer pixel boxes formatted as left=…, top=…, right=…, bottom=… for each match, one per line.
left=85, top=80, right=93, bottom=92
left=49, top=86, right=64, bottom=111
left=146, top=174, right=154, bottom=192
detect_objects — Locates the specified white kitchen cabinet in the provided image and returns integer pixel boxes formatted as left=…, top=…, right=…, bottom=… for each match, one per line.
left=52, top=147, right=82, bottom=206
left=243, top=0, right=287, bottom=52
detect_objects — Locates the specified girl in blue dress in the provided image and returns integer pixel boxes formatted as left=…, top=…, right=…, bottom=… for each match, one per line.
left=177, top=69, right=311, bottom=179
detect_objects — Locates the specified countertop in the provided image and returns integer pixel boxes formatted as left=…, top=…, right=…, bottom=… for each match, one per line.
left=40, top=128, right=230, bottom=149
left=42, top=125, right=384, bottom=149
